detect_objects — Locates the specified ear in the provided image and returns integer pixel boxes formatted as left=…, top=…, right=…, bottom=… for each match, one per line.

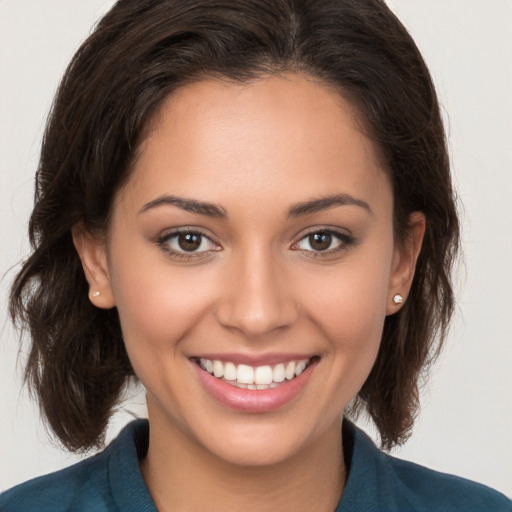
left=386, top=211, right=426, bottom=315
left=72, top=223, right=116, bottom=309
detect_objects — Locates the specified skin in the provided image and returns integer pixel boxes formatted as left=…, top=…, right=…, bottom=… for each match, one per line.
left=74, top=74, right=424, bottom=512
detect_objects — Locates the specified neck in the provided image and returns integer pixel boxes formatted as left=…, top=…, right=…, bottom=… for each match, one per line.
left=140, top=413, right=346, bottom=512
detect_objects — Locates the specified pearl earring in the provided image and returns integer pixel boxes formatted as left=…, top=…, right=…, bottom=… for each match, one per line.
left=393, top=294, right=403, bottom=304
left=92, top=291, right=101, bottom=298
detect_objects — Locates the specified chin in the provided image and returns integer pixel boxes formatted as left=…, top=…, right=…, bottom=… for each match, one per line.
left=200, top=426, right=312, bottom=468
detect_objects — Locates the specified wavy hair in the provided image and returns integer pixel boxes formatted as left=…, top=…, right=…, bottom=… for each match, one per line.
left=10, top=0, right=459, bottom=451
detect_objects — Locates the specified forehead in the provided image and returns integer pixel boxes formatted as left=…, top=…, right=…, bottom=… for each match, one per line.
left=120, top=74, right=391, bottom=215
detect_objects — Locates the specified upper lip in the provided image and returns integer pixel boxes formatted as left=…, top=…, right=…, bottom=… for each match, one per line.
left=190, top=353, right=317, bottom=366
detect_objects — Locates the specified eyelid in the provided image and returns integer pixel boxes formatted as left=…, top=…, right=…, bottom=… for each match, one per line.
left=156, top=227, right=221, bottom=259
left=290, top=226, right=355, bottom=254
left=154, top=225, right=354, bottom=261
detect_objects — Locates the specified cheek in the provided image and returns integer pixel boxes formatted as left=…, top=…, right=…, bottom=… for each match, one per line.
left=299, top=249, right=393, bottom=354
left=109, top=246, right=218, bottom=358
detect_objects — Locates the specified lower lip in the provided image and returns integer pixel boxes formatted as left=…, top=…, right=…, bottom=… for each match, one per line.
left=193, top=360, right=317, bottom=413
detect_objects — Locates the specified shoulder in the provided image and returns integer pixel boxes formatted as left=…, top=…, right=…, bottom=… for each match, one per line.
left=0, top=444, right=115, bottom=512
left=0, top=451, right=112, bottom=512
left=385, top=451, right=512, bottom=511
left=0, top=420, right=155, bottom=512
left=339, top=420, right=512, bottom=512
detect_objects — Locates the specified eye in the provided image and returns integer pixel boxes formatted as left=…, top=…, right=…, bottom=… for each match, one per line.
left=157, top=230, right=219, bottom=256
left=293, top=229, right=353, bottom=254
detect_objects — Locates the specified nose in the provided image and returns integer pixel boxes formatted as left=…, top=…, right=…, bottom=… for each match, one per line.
left=215, top=246, right=299, bottom=339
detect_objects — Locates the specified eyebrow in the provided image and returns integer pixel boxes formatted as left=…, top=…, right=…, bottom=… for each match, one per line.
left=287, top=194, right=372, bottom=218
left=140, top=193, right=371, bottom=219
left=139, top=195, right=227, bottom=218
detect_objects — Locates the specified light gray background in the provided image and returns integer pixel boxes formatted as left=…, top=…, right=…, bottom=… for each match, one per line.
left=1, top=0, right=511, bottom=496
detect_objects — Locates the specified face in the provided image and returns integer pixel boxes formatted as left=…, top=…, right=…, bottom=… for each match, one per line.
left=77, top=74, right=421, bottom=467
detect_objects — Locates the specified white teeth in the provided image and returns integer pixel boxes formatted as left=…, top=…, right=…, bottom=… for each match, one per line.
left=254, top=365, right=273, bottom=385
left=273, top=363, right=285, bottom=383
left=285, top=361, right=295, bottom=380
left=295, top=360, right=307, bottom=376
left=212, top=360, right=224, bottom=378
left=224, top=362, right=237, bottom=381
left=198, top=357, right=312, bottom=388
left=237, top=364, right=254, bottom=384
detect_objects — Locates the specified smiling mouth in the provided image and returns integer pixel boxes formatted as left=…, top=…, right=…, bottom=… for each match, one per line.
left=194, top=357, right=316, bottom=390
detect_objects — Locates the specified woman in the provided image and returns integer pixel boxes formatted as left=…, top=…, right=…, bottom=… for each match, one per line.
left=1, top=0, right=510, bottom=510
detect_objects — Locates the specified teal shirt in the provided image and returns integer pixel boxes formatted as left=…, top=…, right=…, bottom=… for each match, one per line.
left=1, top=419, right=510, bottom=511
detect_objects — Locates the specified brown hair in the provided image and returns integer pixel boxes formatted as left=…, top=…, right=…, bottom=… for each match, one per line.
left=10, top=0, right=459, bottom=451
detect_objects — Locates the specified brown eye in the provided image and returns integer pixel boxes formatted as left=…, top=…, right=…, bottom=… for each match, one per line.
left=308, top=232, right=332, bottom=251
left=158, top=230, right=218, bottom=255
left=294, top=229, right=353, bottom=255
left=178, top=233, right=202, bottom=251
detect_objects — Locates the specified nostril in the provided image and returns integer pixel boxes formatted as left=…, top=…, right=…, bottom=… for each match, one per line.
left=213, top=257, right=300, bottom=337
left=215, top=302, right=297, bottom=338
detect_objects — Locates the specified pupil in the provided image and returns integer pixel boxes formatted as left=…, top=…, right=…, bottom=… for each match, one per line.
left=310, top=232, right=331, bottom=251
left=178, top=233, right=201, bottom=251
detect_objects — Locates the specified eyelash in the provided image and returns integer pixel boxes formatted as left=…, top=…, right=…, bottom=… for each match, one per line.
left=155, top=227, right=355, bottom=261
left=156, top=229, right=219, bottom=261
left=291, top=228, right=355, bottom=258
